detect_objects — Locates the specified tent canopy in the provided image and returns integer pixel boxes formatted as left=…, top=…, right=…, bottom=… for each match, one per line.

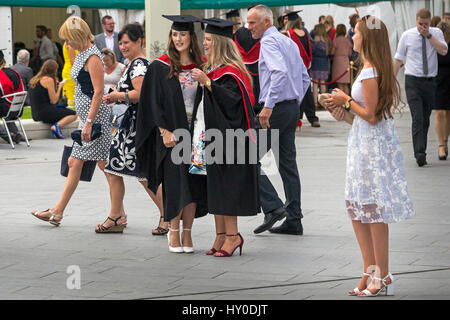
left=0, top=0, right=385, bottom=10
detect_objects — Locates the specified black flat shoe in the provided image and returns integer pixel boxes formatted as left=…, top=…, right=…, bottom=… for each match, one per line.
left=416, top=153, right=427, bottom=167
left=269, top=221, right=303, bottom=235
left=253, top=208, right=287, bottom=234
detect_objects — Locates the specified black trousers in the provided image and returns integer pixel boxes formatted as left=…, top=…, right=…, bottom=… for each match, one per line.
left=300, top=85, right=319, bottom=123
left=405, top=75, right=436, bottom=158
left=256, top=100, right=303, bottom=225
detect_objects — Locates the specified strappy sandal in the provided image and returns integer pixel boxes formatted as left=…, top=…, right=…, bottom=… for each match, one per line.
left=31, top=209, right=63, bottom=226
left=206, top=232, right=226, bottom=255
left=348, top=273, right=373, bottom=296
left=152, top=216, right=169, bottom=236
left=95, top=216, right=126, bottom=233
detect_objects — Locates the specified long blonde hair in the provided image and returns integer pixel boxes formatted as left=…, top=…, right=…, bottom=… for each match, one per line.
left=203, top=34, right=252, bottom=87
left=357, top=16, right=403, bottom=120
left=313, top=24, right=330, bottom=55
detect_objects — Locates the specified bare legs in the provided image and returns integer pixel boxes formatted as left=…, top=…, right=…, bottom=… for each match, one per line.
left=33, top=158, right=105, bottom=222
left=351, top=220, right=390, bottom=294
left=168, top=202, right=196, bottom=248
left=435, top=110, right=450, bottom=158
left=143, top=184, right=167, bottom=233
left=312, top=80, right=328, bottom=108
left=213, top=215, right=242, bottom=257
left=98, top=175, right=164, bottom=229
left=50, top=114, right=78, bottom=132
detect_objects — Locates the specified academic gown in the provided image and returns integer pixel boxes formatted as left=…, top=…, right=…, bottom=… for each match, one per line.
left=200, top=65, right=261, bottom=216
left=234, top=27, right=262, bottom=114
left=135, top=55, right=208, bottom=222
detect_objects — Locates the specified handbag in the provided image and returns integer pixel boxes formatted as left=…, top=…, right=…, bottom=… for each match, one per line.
left=110, top=90, right=131, bottom=130
left=60, top=144, right=97, bottom=182
left=60, top=124, right=102, bottom=182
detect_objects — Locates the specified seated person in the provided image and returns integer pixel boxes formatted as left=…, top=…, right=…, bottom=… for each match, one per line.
left=29, top=60, right=77, bottom=138
left=0, top=50, right=24, bottom=144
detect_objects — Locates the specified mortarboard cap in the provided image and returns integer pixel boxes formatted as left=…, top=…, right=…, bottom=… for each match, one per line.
left=224, top=9, right=240, bottom=19
left=162, top=15, right=201, bottom=34
left=202, top=18, right=239, bottom=39
left=283, top=10, right=303, bottom=21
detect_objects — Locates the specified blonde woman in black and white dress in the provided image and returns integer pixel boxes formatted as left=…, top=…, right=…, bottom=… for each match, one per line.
left=31, top=16, right=112, bottom=226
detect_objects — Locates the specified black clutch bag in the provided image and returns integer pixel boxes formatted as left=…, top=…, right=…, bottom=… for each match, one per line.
left=71, top=123, right=102, bottom=146
left=60, top=123, right=102, bottom=182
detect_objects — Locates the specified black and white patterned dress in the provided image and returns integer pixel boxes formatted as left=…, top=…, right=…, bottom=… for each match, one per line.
left=70, top=45, right=112, bottom=161
left=104, top=57, right=149, bottom=180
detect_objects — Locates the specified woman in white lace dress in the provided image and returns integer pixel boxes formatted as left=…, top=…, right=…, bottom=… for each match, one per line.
left=326, top=16, right=415, bottom=297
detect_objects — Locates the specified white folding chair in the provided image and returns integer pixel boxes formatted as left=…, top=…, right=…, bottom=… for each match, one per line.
left=0, top=91, right=30, bottom=149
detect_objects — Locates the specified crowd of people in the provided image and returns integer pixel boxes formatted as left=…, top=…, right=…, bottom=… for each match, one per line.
left=0, top=3, right=447, bottom=298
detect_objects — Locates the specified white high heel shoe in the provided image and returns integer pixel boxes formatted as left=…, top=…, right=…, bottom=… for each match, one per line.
left=348, top=272, right=372, bottom=296
left=167, top=228, right=183, bottom=253
left=182, top=228, right=194, bottom=253
left=358, top=273, right=395, bottom=297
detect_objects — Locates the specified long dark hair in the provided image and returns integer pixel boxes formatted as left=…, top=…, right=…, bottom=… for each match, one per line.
left=357, top=16, right=403, bottom=120
left=166, top=30, right=203, bottom=79
left=29, top=60, right=58, bottom=89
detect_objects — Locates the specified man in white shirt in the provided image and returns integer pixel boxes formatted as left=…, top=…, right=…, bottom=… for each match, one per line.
left=94, top=16, right=124, bottom=63
left=394, top=8, right=448, bottom=167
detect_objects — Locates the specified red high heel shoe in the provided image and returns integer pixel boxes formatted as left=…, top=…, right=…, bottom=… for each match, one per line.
left=206, top=232, right=226, bottom=255
left=213, top=233, right=244, bottom=257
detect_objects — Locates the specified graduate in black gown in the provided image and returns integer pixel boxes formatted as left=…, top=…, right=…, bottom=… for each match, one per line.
left=234, top=26, right=262, bottom=114
left=191, top=18, right=260, bottom=257
left=135, top=15, right=208, bottom=254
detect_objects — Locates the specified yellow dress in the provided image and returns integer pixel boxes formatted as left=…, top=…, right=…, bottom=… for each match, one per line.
left=62, top=44, right=78, bottom=106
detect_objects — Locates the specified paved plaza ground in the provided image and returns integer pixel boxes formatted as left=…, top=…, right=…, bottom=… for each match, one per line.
left=0, top=110, right=449, bottom=300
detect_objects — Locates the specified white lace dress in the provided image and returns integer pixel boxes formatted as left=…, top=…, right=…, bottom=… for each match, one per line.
left=345, top=67, right=415, bottom=224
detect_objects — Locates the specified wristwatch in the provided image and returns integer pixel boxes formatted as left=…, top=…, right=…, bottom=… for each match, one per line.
left=344, top=98, right=353, bottom=111
left=426, top=33, right=432, bottom=39
left=205, top=79, right=211, bottom=87
left=86, top=118, right=93, bottom=124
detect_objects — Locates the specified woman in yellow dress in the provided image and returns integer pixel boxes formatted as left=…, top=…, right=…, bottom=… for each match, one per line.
left=62, top=42, right=78, bottom=106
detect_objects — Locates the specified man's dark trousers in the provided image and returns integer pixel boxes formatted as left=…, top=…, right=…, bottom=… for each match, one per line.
left=256, top=100, right=303, bottom=226
left=300, top=85, right=319, bottom=124
left=405, top=75, right=436, bottom=158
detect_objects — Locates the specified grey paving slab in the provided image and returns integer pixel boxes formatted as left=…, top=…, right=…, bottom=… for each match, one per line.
left=1, top=110, right=449, bottom=299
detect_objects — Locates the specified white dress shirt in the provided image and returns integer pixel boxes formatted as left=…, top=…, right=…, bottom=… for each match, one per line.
left=104, top=33, right=115, bottom=51
left=395, top=27, right=447, bottom=77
